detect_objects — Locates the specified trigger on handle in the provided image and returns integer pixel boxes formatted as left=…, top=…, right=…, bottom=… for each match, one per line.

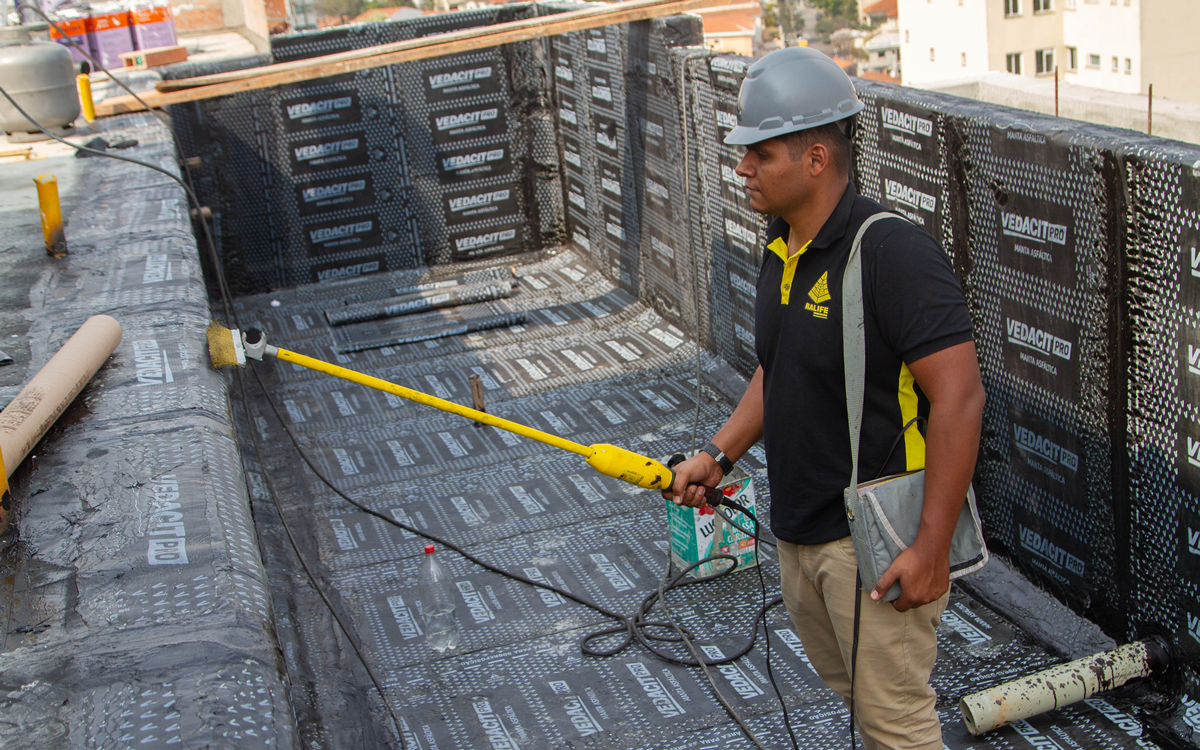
left=665, top=453, right=724, bottom=507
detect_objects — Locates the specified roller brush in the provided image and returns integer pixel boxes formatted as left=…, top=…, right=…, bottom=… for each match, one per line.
left=206, top=322, right=724, bottom=503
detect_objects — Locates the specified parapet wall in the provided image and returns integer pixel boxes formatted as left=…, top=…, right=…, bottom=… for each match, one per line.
left=172, top=3, right=1200, bottom=720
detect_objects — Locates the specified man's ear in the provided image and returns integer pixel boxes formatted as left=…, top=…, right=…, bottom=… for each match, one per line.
left=808, top=141, right=832, bottom=177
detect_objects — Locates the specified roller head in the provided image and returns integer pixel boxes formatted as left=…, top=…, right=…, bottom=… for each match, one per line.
left=206, top=322, right=245, bottom=368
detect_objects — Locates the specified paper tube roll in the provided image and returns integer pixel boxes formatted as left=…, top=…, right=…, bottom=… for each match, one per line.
left=0, top=315, right=123, bottom=477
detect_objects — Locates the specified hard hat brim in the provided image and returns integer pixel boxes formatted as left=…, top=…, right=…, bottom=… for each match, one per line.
left=722, top=103, right=864, bottom=147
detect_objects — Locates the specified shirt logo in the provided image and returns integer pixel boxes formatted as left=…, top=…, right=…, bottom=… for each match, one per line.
left=805, top=271, right=830, bottom=318
left=808, top=272, right=831, bottom=303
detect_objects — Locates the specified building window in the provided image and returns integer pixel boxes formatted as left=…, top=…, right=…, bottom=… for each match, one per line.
left=1033, top=0, right=1052, bottom=11
left=1036, top=48, right=1055, bottom=75
left=1067, top=46, right=1077, bottom=71
left=1112, top=56, right=1119, bottom=72
left=1005, top=0, right=1021, bottom=16
left=1087, top=53, right=1100, bottom=68
left=1125, top=57, right=1132, bottom=74
left=930, top=47, right=935, bottom=62
left=1006, top=52, right=1023, bottom=75
left=1065, top=0, right=1076, bottom=8
left=961, top=52, right=967, bottom=67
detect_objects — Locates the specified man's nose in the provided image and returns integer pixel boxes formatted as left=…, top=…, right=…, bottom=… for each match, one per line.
left=735, top=153, right=752, bottom=178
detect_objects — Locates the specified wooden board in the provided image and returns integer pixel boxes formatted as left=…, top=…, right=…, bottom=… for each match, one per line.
left=119, top=45, right=188, bottom=69
left=95, top=0, right=721, bottom=116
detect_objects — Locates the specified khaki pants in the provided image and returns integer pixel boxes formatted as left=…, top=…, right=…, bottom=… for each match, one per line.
left=777, top=536, right=948, bottom=750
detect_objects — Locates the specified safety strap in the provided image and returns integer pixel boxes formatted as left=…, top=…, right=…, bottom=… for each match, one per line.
left=841, top=212, right=904, bottom=492
left=842, top=212, right=904, bottom=750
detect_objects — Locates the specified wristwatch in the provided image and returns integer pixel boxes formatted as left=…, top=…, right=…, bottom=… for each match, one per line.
left=700, top=442, right=735, bottom=477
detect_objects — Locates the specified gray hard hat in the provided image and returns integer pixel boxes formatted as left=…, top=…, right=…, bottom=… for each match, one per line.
left=724, top=47, right=863, bottom=146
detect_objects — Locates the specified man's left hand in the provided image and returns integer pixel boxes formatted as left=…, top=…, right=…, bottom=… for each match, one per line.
left=870, top=544, right=949, bottom=612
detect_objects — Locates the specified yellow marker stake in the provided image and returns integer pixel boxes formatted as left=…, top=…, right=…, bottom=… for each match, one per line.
left=33, top=174, right=67, bottom=257
left=77, top=73, right=96, bottom=122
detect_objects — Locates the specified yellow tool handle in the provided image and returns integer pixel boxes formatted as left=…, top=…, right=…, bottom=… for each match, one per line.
left=586, top=444, right=674, bottom=491
left=273, top=347, right=593, bottom=458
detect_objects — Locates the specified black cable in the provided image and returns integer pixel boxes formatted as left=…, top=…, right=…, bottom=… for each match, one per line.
left=7, top=57, right=800, bottom=746
left=246, top=358, right=776, bottom=667
left=0, top=79, right=408, bottom=748
left=235, top=370, right=409, bottom=747
left=17, top=3, right=173, bottom=128
left=14, top=4, right=238, bottom=321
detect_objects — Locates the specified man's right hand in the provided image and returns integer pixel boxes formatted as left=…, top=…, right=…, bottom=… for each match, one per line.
left=661, top=453, right=724, bottom=508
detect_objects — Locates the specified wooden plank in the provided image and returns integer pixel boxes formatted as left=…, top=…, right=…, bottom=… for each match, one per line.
left=95, top=0, right=718, bottom=116
left=157, top=0, right=700, bottom=92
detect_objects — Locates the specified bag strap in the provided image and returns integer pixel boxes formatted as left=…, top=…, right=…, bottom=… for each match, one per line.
left=842, top=212, right=905, bottom=491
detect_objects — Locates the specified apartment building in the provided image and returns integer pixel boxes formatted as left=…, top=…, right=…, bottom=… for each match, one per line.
left=898, top=0, right=1200, bottom=104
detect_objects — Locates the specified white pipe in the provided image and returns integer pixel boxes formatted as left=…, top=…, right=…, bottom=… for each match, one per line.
left=959, top=638, right=1169, bottom=735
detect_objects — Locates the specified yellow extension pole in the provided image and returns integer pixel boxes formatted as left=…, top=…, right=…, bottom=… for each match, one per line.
left=273, top=347, right=593, bottom=458
left=33, top=174, right=67, bottom=257
left=77, top=73, right=95, bottom=122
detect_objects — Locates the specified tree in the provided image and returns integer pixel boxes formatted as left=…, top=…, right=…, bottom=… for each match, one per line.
left=315, top=0, right=365, bottom=21
left=812, top=0, right=855, bottom=18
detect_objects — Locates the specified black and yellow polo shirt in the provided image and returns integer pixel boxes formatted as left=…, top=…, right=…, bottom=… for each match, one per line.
left=755, top=183, right=974, bottom=546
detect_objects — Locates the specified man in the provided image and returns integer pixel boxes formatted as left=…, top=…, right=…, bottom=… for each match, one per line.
left=665, top=48, right=985, bottom=749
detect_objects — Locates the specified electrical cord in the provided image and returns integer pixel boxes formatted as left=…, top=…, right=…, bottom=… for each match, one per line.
left=0, top=79, right=408, bottom=749
left=677, top=48, right=801, bottom=750
left=5, top=55, right=800, bottom=747
left=15, top=3, right=238, bottom=320
left=17, top=3, right=174, bottom=130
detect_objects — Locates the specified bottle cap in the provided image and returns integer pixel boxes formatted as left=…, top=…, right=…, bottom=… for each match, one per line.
left=424, top=544, right=435, bottom=554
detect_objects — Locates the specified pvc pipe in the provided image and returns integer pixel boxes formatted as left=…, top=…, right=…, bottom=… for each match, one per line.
left=0, top=315, right=122, bottom=531
left=959, top=637, right=1169, bottom=735
left=33, top=173, right=66, bottom=257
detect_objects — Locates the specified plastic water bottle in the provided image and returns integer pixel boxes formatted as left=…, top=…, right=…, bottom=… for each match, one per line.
left=418, top=544, right=461, bottom=652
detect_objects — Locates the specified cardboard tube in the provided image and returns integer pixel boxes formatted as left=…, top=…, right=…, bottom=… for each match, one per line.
left=0, top=314, right=122, bottom=481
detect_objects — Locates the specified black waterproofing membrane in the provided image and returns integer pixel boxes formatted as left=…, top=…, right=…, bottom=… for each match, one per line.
left=4, top=2, right=1200, bottom=747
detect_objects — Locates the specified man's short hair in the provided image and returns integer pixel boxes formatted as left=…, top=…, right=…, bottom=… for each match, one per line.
left=779, top=119, right=853, bottom=175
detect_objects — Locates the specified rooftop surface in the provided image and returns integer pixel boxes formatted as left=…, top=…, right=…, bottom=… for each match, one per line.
left=228, top=245, right=1162, bottom=749
left=0, top=19, right=1189, bottom=750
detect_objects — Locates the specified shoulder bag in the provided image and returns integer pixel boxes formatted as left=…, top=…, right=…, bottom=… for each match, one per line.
left=841, top=213, right=988, bottom=603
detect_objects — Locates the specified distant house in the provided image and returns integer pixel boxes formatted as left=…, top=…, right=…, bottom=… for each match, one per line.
left=695, top=2, right=762, bottom=57
left=863, top=0, right=898, bottom=31
left=865, top=30, right=900, bottom=78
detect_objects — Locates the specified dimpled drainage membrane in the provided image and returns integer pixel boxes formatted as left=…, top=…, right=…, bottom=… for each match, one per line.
left=228, top=248, right=1161, bottom=749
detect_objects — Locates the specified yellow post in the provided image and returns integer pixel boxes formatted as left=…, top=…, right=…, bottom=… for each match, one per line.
left=77, top=73, right=95, bottom=122
left=33, top=174, right=67, bottom=257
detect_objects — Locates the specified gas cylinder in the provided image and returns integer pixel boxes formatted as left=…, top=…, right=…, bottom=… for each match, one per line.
left=0, top=26, right=81, bottom=142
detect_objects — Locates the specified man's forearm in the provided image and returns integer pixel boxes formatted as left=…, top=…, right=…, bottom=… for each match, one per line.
left=710, top=365, right=765, bottom=462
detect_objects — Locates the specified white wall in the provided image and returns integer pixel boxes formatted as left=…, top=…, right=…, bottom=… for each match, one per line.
left=899, top=0, right=990, bottom=86
left=1063, top=0, right=1141, bottom=95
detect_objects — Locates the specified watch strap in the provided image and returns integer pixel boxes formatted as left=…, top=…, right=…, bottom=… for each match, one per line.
left=701, top=442, right=734, bottom=476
